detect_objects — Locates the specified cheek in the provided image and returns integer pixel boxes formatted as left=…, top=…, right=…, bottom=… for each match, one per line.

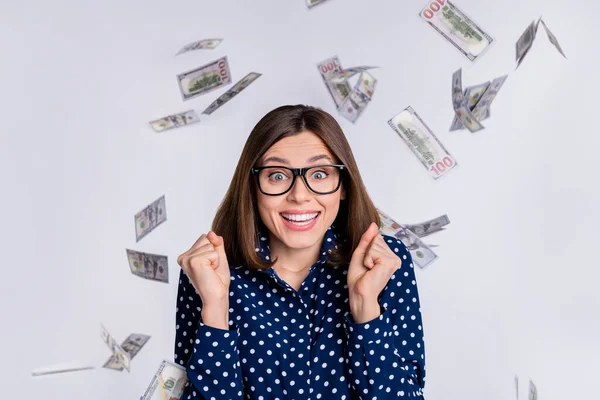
left=256, top=194, right=281, bottom=220
left=322, top=195, right=342, bottom=216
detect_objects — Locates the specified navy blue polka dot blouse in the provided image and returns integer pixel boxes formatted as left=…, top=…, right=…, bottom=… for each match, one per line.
left=174, top=225, right=426, bottom=399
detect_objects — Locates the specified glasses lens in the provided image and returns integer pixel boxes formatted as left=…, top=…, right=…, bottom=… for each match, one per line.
left=257, top=166, right=340, bottom=195
left=305, top=165, right=340, bottom=193
left=257, top=167, right=293, bottom=195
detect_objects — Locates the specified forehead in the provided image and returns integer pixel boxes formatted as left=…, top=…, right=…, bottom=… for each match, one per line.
left=261, top=131, right=335, bottom=164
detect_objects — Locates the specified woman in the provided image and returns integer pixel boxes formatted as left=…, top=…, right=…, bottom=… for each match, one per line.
left=175, top=105, right=426, bottom=399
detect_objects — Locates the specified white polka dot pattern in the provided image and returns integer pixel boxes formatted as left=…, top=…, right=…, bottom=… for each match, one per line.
left=174, top=226, right=426, bottom=399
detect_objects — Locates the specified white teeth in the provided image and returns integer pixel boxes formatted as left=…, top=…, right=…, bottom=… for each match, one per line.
left=286, top=219, right=314, bottom=226
left=281, top=212, right=319, bottom=222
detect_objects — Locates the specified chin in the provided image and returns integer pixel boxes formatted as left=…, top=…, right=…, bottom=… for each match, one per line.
left=278, top=223, right=325, bottom=248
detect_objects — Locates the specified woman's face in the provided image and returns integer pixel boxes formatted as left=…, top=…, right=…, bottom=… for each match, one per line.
left=255, top=131, right=346, bottom=252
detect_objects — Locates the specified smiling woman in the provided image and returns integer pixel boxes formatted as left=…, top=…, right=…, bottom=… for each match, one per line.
left=175, top=105, right=426, bottom=399
left=212, top=104, right=381, bottom=271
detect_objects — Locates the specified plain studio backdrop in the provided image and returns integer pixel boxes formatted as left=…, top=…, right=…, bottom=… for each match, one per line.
left=1, top=0, right=598, bottom=398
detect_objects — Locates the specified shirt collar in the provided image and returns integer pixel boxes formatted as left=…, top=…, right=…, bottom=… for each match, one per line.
left=255, top=225, right=339, bottom=276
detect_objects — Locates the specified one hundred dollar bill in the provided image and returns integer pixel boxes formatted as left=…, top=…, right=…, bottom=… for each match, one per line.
left=463, top=82, right=490, bottom=109
left=202, top=72, right=262, bottom=115
left=330, top=65, right=379, bottom=83
left=450, top=107, right=489, bottom=131
left=175, top=38, right=223, bottom=56
left=354, top=70, right=377, bottom=100
left=103, top=355, right=125, bottom=371
left=307, top=0, right=330, bottom=8
left=135, top=195, right=167, bottom=242
left=516, top=17, right=566, bottom=68
left=470, top=74, right=507, bottom=120
left=317, top=55, right=352, bottom=108
left=388, top=106, right=458, bottom=179
left=121, top=334, right=151, bottom=358
left=318, top=56, right=378, bottom=122
left=377, top=208, right=439, bottom=269
left=100, top=324, right=131, bottom=372
left=338, top=91, right=369, bottom=123
left=149, top=110, right=200, bottom=133
left=452, top=68, right=484, bottom=132
left=337, top=71, right=377, bottom=123
left=104, top=333, right=151, bottom=371
left=449, top=73, right=507, bottom=132
left=126, top=249, right=169, bottom=283
left=404, top=215, right=451, bottom=238
left=419, top=0, right=494, bottom=62
left=449, top=82, right=490, bottom=131
left=141, top=360, right=188, bottom=400
left=177, top=56, right=232, bottom=101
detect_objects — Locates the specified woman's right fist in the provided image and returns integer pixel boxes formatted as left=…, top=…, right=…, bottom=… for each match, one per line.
left=177, top=231, right=231, bottom=305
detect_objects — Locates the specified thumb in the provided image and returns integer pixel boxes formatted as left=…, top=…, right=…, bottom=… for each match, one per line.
left=353, top=222, right=379, bottom=257
left=207, top=231, right=228, bottom=268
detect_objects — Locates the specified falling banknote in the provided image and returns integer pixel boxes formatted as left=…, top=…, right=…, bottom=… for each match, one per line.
left=451, top=68, right=484, bottom=132
left=135, top=195, right=167, bottom=242
left=450, top=69, right=508, bottom=132
left=419, top=0, right=494, bottom=62
left=149, top=110, right=200, bottom=133
left=338, top=71, right=377, bottom=123
left=449, top=81, right=491, bottom=131
left=140, top=360, right=188, bottom=400
left=388, top=106, right=458, bottom=179
left=100, top=324, right=131, bottom=372
left=377, top=208, right=439, bottom=269
left=202, top=72, right=262, bottom=115
left=317, top=55, right=352, bottom=108
left=177, top=56, right=232, bottom=101
left=469, top=74, right=507, bottom=124
left=126, top=249, right=169, bottom=283
left=175, top=38, right=223, bottom=56
left=318, top=56, right=377, bottom=122
left=516, top=17, right=566, bottom=69
left=404, top=215, right=451, bottom=238
left=306, top=0, right=330, bottom=8
left=330, top=66, right=379, bottom=83
left=104, top=334, right=151, bottom=371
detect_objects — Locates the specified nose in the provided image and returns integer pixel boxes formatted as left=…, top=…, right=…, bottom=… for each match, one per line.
left=287, top=175, right=312, bottom=201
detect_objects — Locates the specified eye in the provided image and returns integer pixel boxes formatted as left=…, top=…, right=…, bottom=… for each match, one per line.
left=311, top=170, right=329, bottom=180
left=268, top=172, right=288, bottom=181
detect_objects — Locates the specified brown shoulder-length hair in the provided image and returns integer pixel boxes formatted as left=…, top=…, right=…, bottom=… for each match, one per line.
left=211, top=104, right=381, bottom=271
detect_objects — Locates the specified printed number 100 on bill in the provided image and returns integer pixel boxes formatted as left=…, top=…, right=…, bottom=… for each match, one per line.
left=419, top=0, right=494, bottom=62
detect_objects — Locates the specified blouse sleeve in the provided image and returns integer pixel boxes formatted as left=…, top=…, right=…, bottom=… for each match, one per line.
left=342, top=236, right=426, bottom=398
left=175, top=269, right=244, bottom=399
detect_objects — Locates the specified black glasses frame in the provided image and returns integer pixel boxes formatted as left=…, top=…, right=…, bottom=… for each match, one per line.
left=250, top=164, right=346, bottom=196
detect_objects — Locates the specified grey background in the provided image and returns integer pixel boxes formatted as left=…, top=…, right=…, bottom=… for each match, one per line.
left=1, top=0, right=598, bottom=399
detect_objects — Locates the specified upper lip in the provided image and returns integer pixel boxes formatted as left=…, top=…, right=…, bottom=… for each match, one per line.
left=280, top=210, right=320, bottom=215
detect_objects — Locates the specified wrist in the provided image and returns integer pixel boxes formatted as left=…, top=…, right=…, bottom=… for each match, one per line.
left=201, top=301, right=230, bottom=330
left=350, top=299, right=381, bottom=324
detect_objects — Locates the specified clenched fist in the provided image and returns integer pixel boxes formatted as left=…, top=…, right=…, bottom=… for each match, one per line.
left=177, top=231, right=231, bottom=306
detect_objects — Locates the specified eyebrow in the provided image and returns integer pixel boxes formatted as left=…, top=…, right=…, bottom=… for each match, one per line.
left=261, top=154, right=335, bottom=165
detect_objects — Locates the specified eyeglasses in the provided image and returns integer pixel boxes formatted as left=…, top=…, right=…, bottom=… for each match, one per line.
left=251, top=164, right=345, bottom=196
